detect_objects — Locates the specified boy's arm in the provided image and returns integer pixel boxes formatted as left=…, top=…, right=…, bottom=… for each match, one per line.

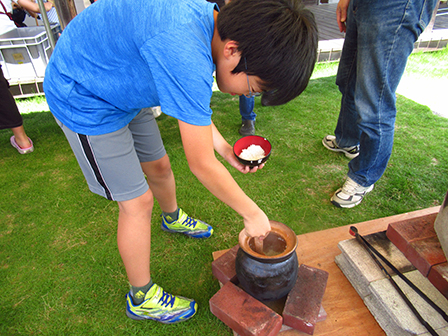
left=178, top=120, right=270, bottom=238
left=210, top=121, right=264, bottom=174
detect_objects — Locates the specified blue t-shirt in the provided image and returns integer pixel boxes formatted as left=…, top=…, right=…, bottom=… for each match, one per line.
left=44, top=0, right=216, bottom=135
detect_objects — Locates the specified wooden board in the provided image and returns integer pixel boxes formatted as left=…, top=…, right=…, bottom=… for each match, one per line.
left=212, top=206, right=441, bottom=336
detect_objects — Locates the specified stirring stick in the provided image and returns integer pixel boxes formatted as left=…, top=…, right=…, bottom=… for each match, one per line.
left=254, top=237, right=264, bottom=255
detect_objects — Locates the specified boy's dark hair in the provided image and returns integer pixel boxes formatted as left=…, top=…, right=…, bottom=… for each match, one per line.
left=217, top=0, right=318, bottom=106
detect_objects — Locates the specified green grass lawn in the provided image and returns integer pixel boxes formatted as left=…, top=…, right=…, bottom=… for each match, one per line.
left=1, top=47, right=447, bottom=335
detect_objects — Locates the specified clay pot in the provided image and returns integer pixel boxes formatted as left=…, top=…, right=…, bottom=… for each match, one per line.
left=235, top=221, right=298, bottom=301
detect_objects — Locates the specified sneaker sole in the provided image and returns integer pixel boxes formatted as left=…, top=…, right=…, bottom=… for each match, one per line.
left=126, top=295, right=198, bottom=323
left=331, top=185, right=374, bottom=208
left=125, top=306, right=197, bottom=324
left=331, top=198, right=361, bottom=208
left=322, top=137, right=359, bottom=159
left=161, top=223, right=213, bottom=238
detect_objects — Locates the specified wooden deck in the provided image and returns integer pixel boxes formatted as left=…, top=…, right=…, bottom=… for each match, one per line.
left=306, top=3, right=344, bottom=42
left=213, top=206, right=442, bottom=336
left=306, top=2, right=448, bottom=62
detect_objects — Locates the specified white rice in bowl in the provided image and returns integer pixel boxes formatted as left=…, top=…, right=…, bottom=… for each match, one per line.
left=239, top=144, right=266, bottom=160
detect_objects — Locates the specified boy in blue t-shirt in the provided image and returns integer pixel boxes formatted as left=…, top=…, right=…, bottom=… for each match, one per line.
left=43, top=0, right=317, bottom=324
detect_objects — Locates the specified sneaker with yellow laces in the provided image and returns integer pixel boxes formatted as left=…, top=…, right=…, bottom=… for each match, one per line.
left=161, top=208, right=213, bottom=238
left=126, top=283, right=197, bottom=323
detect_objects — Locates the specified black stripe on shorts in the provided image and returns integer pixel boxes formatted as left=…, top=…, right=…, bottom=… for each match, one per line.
left=78, top=134, right=113, bottom=200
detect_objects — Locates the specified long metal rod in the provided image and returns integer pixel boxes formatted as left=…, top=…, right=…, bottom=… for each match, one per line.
left=349, top=226, right=439, bottom=336
left=36, top=0, right=56, bottom=50
left=351, top=226, right=448, bottom=323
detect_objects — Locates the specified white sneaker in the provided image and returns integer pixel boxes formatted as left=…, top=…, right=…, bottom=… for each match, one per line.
left=331, top=177, right=374, bottom=208
left=322, top=135, right=359, bottom=159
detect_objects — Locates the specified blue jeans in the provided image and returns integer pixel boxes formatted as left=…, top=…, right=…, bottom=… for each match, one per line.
left=239, top=95, right=256, bottom=121
left=334, top=0, right=437, bottom=187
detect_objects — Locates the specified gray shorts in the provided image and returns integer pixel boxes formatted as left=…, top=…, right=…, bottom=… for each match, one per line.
left=55, top=108, right=166, bottom=201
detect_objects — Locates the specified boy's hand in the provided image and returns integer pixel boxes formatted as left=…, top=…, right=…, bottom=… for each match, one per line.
left=242, top=210, right=271, bottom=238
left=226, top=149, right=265, bottom=173
left=211, top=122, right=265, bottom=174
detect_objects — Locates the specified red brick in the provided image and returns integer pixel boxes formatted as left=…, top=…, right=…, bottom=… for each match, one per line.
left=282, top=264, right=329, bottom=335
left=386, top=213, right=437, bottom=253
left=406, top=236, right=446, bottom=276
left=211, top=245, right=239, bottom=285
left=209, top=281, right=283, bottom=336
left=428, top=262, right=448, bottom=299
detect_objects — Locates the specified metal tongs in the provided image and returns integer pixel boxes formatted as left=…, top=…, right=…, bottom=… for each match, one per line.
left=349, top=226, right=448, bottom=336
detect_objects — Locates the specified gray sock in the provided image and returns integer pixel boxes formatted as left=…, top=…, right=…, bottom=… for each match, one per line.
left=131, top=279, right=154, bottom=305
left=163, top=208, right=179, bottom=223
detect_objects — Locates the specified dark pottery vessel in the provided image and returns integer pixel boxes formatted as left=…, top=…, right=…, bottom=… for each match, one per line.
left=235, top=221, right=298, bottom=301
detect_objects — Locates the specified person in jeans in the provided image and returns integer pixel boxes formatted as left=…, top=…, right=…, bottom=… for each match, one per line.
left=322, top=0, right=438, bottom=208
left=238, top=94, right=256, bottom=135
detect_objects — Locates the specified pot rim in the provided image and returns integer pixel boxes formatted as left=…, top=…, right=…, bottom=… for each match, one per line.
left=238, top=220, right=298, bottom=260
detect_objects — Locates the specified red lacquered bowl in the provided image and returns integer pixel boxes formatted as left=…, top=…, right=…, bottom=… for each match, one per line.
left=233, top=135, right=272, bottom=167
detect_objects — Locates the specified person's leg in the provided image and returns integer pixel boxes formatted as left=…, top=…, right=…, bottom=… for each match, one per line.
left=11, top=125, right=33, bottom=149
left=347, top=0, right=437, bottom=187
left=139, top=154, right=213, bottom=238
left=130, top=109, right=213, bottom=238
left=141, top=155, right=177, bottom=213
left=239, top=95, right=256, bottom=121
left=54, top=113, right=197, bottom=323
left=117, top=190, right=153, bottom=287
left=331, top=0, right=437, bottom=208
left=333, top=0, right=360, bottom=149
left=322, top=0, right=360, bottom=159
left=129, top=108, right=177, bottom=212
left=0, top=66, right=33, bottom=151
left=54, top=115, right=152, bottom=281
left=239, top=95, right=256, bottom=136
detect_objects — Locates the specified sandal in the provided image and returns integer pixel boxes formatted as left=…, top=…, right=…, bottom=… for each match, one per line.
left=10, top=136, right=34, bottom=154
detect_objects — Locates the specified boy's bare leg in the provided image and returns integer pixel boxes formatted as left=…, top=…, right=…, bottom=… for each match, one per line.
left=140, top=154, right=177, bottom=213
left=117, top=189, right=153, bottom=287
left=121, top=179, right=198, bottom=323
left=140, top=154, right=213, bottom=239
left=117, top=154, right=178, bottom=287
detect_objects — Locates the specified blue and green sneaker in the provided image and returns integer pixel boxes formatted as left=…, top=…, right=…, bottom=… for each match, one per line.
left=161, top=208, right=213, bottom=238
left=126, top=283, right=197, bottom=323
